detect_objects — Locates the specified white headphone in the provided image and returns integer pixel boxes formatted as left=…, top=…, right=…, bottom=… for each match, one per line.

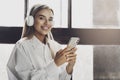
left=26, top=4, right=44, bottom=26
left=26, top=15, right=34, bottom=26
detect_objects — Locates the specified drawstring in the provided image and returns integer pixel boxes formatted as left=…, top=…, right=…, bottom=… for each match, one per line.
left=47, top=31, right=54, bottom=41
left=47, top=31, right=55, bottom=59
left=47, top=42, right=54, bottom=59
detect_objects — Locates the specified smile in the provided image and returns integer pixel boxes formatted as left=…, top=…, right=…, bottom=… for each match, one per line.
left=41, top=26, right=50, bottom=30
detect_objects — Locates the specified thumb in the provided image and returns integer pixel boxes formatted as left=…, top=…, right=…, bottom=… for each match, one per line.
left=56, top=49, right=63, bottom=56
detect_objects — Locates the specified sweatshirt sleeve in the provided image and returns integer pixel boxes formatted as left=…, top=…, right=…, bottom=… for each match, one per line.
left=12, top=43, right=60, bottom=80
left=59, top=63, right=72, bottom=80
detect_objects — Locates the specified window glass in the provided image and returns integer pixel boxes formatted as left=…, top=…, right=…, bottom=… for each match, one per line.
left=72, top=0, right=93, bottom=28
left=93, top=0, right=120, bottom=28
left=29, top=0, right=68, bottom=28
left=0, top=0, right=24, bottom=26
left=94, top=45, right=120, bottom=79
left=72, top=0, right=120, bottom=28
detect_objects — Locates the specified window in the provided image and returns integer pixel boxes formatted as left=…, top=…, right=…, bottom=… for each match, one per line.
left=0, top=0, right=24, bottom=26
left=72, top=0, right=93, bottom=28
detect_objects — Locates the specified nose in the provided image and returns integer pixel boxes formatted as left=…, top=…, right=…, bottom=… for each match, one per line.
left=44, top=19, right=50, bottom=25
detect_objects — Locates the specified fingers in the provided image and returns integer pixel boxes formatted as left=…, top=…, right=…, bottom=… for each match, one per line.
left=66, top=53, right=77, bottom=62
left=55, top=46, right=78, bottom=66
left=58, top=49, right=63, bottom=53
left=64, top=48, right=77, bottom=57
left=56, top=49, right=63, bottom=56
left=64, top=46, right=77, bottom=52
left=66, top=53, right=77, bottom=58
left=56, top=47, right=77, bottom=57
left=56, top=47, right=77, bottom=62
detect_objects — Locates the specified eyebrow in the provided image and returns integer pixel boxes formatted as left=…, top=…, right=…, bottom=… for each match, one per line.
left=38, top=14, right=53, bottom=19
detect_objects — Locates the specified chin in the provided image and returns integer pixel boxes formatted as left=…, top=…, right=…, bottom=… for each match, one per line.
left=40, top=29, right=51, bottom=36
left=42, top=32, right=49, bottom=36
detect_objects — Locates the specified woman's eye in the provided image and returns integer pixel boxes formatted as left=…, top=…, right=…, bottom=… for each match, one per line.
left=49, top=18, right=53, bottom=21
left=39, top=17, right=44, bottom=20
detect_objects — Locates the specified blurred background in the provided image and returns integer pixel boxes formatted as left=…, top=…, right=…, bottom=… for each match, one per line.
left=1, top=0, right=120, bottom=80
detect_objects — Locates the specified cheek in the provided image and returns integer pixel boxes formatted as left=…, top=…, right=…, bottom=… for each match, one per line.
left=49, top=22, right=54, bottom=27
left=34, top=21, right=43, bottom=29
left=34, top=20, right=42, bottom=25
left=34, top=22, right=40, bottom=30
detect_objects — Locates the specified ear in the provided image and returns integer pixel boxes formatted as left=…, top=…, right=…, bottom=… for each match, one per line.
left=26, top=15, right=34, bottom=26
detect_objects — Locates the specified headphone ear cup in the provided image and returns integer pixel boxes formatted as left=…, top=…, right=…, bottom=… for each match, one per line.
left=26, top=15, right=34, bottom=26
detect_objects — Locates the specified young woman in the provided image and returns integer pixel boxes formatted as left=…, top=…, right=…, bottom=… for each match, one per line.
left=7, top=4, right=77, bottom=80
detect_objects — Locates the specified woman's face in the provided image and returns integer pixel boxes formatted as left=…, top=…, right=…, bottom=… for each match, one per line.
left=34, top=9, right=54, bottom=36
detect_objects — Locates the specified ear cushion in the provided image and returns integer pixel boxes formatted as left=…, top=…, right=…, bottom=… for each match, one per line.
left=26, top=15, right=34, bottom=26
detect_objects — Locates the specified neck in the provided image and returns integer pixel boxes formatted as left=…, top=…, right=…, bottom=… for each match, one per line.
left=34, top=33, right=46, bottom=44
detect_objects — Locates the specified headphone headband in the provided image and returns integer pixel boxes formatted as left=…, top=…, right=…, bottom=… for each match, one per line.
left=30, top=4, right=49, bottom=16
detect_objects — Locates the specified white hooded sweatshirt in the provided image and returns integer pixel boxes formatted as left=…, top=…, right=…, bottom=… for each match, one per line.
left=7, top=35, right=71, bottom=80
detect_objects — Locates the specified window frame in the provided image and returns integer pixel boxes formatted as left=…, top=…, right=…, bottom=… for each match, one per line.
left=0, top=0, right=120, bottom=45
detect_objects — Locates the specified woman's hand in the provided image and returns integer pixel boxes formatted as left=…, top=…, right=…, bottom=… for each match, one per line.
left=66, top=48, right=77, bottom=74
left=54, top=47, right=77, bottom=67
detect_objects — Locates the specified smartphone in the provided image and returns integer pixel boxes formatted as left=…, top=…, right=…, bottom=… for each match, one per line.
left=67, top=37, right=80, bottom=50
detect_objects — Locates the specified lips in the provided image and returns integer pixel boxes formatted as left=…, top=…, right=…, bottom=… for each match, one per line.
left=41, top=26, right=50, bottom=30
